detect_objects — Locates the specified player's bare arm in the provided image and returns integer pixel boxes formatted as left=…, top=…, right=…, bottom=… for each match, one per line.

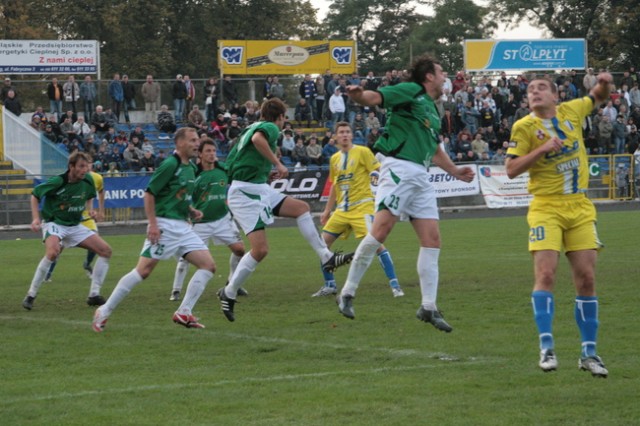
left=30, top=195, right=41, bottom=232
left=505, top=136, right=564, bottom=179
left=432, top=145, right=475, bottom=182
left=320, top=184, right=337, bottom=225
left=346, top=85, right=382, bottom=107
left=251, top=131, right=288, bottom=178
left=144, top=192, right=160, bottom=244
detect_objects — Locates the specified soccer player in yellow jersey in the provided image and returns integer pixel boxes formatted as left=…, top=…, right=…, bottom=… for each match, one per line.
left=313, top=122, right=403, bottom=298
left=44, top=166, right=107, bottom=306
left=506, top=72, right=613, bottom=378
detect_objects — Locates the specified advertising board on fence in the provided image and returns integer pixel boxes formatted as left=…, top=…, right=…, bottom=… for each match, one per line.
left=429, top=165, right=480, bottom=198
left=218, top=40, right=356, bottom=75
left=477, top=165, right=532, bottom=208
left=103, top=175, right=150, bottom=208
left=0, top=40, right=99, bottom=74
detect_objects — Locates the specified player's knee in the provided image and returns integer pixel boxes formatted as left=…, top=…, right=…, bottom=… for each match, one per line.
left=99, top=244, right=112, bottom=258
left=251, top=247, right=269, bottom=261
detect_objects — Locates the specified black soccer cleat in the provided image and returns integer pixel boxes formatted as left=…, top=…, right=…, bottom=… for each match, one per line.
left=416, top=307, right=453, bottom=332
left=22, top=295, right=36, bottom=310
left=217, top=287, right=237, bottom=322
left=86, top=295, right=106, bottom=306
left=322, top=251, right=354, bottom=273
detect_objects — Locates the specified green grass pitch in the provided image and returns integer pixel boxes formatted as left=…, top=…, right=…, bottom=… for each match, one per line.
left=1, top=210, right=638, bottom=425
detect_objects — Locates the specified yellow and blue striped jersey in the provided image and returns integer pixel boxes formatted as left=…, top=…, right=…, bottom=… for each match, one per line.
left=508, top=96, right=594, bottom=196
left=329, top=145, right=380, bottom=211
left=81, top=171, right=104, bottom=222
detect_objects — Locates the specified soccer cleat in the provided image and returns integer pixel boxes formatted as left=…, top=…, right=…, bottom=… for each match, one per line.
left=391, top=285, right=405, bottom=298
left=416, top=307, right=453, bottom=333
left=169, top=290, right=181, bottom=301
left=322, top=251, right=355, bottom=273
left=172, top=312, right=205, bottom=329
left=336, top=294, right=355, bottom=319
left=237, top=287, right=249, bottom=297
left=86, top=295, right=106, bottom=306
left=312, top=285, right=338, bottom=297
left=82, top=261, right=93, bottom=279
left=539, top=349, right=558, bottom=372
left=92, top=308, right=109, bottom=332
left=22, top=295, right=36, bottom=310
left=579, top=356, right=608, bottom=378
left=217, top=287, right=236, bottom=322
left=44, top=273, right=53, bottom=282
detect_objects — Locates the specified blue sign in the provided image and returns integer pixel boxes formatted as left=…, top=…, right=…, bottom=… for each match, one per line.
left=103, top=175, right=150, bottom=208
left=465, top=39, right=586, bottom=71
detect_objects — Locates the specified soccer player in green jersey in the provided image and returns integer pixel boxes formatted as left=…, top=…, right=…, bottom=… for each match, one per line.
left=23, top=151, right=112, bottom=310
left=216, top=98, right=353, bottom=322
left=170, top=138, right=247, bottom=301
left=93, top=128, right=216, bottom=332
left=506, top=72, right=613, bottom=377
left=336, top=54, right=475, bottom=330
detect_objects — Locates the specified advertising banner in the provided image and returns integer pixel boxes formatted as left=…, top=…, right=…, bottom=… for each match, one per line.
left=478, top=165, right=532, bottom=208
left=464, top=39, right=586, bottom=71
left=103, top=175, right=150, bottom=208
left=429, top=165, right=480, bottom=198
left=0, top=40, right=99, bottom=74
left=218, top=40, right=356, bottom=75
left=270, top=169, right=328, bottom=201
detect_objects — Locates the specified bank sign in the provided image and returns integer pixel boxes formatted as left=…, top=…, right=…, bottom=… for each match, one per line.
left=464, top=39, right=586, bottom=71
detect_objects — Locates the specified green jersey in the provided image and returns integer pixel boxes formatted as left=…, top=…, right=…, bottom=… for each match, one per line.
left=32, top=171, right=97, bottom=226
left=146, top=154, right=197, bottom=220
left=374, top=82, right=441, bottom=167
left=225, top=121, right=280, bottom=183
left=193, top=164, right=229, bottom=222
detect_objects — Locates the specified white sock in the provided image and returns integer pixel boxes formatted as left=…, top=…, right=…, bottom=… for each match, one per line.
left=28, top=257, right=53, bottom=297
left=225, top=252, right=258, bottom=298
left=296, top=212, right=332, bottom=262
left=89, top=256, right=109, bottom=297
left=102, top=269, right=143, bottom=316
left=177, top=269, right=213, bottom=314
left=418, top=247, right=440, bottom=310
left=341, top=234, right=381, bottom=296
left=228, top=253, right=242, bottom=282
left=173, top=258, right=189, bottom=292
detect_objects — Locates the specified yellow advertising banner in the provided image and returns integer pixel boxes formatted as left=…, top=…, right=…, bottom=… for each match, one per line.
left=218, top=40, right=356, bottom=75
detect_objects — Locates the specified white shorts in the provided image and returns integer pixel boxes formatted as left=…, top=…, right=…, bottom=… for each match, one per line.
left=375, top=157, right=439, bottom=220
left=227, top=181, right=287, bottom=234
left=193, top=213, right=243, bottom=246
left=140, top=218, right=208, bottom=260
left=41, top=222, right=95, bottom=248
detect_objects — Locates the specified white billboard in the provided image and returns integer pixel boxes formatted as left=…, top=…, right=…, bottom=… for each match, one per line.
left=0, top=40, right=99, bottom=74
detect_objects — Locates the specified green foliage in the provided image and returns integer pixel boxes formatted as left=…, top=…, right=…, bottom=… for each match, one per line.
left=402, top=0, right=496, bottom=72
left=0, top=210, right=638, bottom=424
left=321, top=0, right=428, bottom=72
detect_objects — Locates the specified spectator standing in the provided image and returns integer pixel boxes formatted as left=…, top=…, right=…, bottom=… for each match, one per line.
left=47, top=77, right=64, bottom=121
left=1, top=77, right=16, bottom=102
left=299, top=74, right=317, bottom=119
left=172, top=74, right=187, bottom=123
left=108, top=73, right=124, bottom=123
left=184, top=75, right=196, bottom=119
left=329, top=87, right=346, bottom=124
left=80, top=76, right=97, bottom=122
left=269, top=76, right=285, bottom=100
left=121, top=74, right=136, bottom=124
left=141, top=74, right=161, bottom=124
left=204, top=77, right=219, bottom=122
left=315, top=76, right=326, bottom=122
left=222, top=75, right=238, bottom=106
left=63, top=76, right=80, bottom=114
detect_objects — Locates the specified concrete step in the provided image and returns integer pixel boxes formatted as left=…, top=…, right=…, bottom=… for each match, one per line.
left=0, top=160, right=14, bottom=170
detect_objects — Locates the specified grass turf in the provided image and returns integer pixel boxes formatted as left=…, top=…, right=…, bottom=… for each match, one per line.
left=0, top=210, right=638, bottom=425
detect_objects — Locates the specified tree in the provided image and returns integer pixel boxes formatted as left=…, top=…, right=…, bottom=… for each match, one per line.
left=321, top=0, right=427, bottom=73
left=403, top=0, right=495, bottom=72
left=487, top=0, right=640, bottom=70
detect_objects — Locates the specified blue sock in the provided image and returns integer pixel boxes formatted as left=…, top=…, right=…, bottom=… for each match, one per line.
left=85, top=250, right=97, bottom=266
left=321, top=263, right=336, bottom=288
left=575, top=296, right=599, bottom=358
left=377, top=249, right=398, bottom=288
left=531, top=291, right=554, bottom=351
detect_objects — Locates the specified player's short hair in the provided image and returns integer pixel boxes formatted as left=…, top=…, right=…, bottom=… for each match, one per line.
left=198, top=137, right=216, bottom=153
left=406, top=54, right=441, bottom=84
left=261, top=98, right=287, bottom=122
left=68, top=151, right=91, bottom=167
left=174, top=127, right=196, bottom=143
left=529, top=77, right=558, bottom=94
left=334, top=121, right=352, bottom=133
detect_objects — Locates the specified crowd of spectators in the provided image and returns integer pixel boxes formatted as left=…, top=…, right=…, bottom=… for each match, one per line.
left=3, top=67, right=639, bottom=176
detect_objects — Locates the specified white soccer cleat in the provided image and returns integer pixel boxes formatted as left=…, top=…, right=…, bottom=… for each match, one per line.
left=539, top=349, right=558, bottom=372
